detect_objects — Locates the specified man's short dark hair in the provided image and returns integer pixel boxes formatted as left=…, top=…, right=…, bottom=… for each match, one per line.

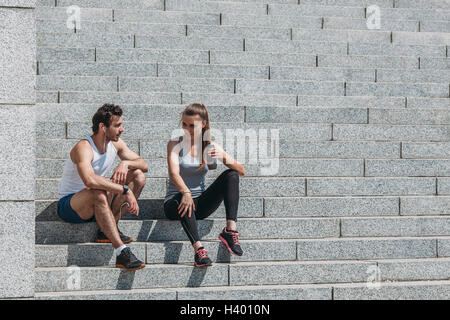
left=92, top=104, right=123, bottom=134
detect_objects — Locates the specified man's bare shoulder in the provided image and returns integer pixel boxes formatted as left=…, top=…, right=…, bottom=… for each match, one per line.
left=112, top=137, right=126, bottom=151
left=70, top=139, right=93, bottom=163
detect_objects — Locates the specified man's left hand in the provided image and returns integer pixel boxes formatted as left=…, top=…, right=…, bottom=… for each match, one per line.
left=111, top=161, right=129, bottom=185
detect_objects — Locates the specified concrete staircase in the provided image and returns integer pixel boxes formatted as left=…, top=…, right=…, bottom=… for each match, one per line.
left=35, top=0, right=450, bottom=300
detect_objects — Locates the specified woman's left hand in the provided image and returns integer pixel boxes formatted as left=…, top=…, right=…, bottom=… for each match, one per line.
left=207, top=146, right=225, bottom=161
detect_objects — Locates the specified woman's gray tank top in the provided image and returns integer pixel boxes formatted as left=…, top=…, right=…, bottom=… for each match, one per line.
left=165, top=137, right=211, bottom=203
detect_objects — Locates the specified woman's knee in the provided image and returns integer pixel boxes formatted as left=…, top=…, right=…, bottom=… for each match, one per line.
left=223, top=169, right=239, bottom=182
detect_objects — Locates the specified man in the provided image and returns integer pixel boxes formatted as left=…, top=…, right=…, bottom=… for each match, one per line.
left=57, top=104, right=148, bottom=271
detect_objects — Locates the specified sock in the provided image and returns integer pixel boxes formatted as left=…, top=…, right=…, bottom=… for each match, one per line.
left=116, top=245, right=127, bottom=256
left=226, top=227, right=236, bottom=233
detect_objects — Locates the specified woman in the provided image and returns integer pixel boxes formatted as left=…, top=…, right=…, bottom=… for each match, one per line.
left=164, top=103, right=246, bottom=267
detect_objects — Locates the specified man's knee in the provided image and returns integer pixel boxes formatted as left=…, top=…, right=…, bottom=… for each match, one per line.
left=92, top=189, right=108, bottom=206
left=131, top=169, right=146, bottom=187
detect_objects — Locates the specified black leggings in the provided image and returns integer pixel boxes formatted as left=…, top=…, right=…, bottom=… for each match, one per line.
left=164, top=169, right=239, bottom=245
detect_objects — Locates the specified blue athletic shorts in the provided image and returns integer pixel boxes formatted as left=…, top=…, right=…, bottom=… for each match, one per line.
left=57, top=193, right=96, bottom=224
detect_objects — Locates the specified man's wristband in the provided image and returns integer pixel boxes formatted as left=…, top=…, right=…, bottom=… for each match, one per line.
left=122, top=185, right=129, bottom=195
left=182, top=190, right=191, bottom=195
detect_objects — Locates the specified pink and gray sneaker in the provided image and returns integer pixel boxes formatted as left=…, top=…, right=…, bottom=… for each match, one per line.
left=219, top=227, right=243, bottom=256
left=194, top=247, right=212, bottom=267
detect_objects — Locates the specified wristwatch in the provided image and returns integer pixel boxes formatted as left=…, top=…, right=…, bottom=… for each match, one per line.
left=122, top=184, right=129, bottom=195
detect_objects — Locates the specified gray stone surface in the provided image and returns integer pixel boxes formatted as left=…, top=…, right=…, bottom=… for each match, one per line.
left=236, top=79, right=344, bottom=96
left=365, top=160, right=450, bottom=177
left=96, top=49, right=209, bottom=64
left=35, top=264, right=229, bottom=291
left=176, top=284, right=332, bottom=300
left=36, top=217, right=340, bottom=244
left=160, top=63, right=270, bottom=79
left=66, top=121, right=331, bottom=141
left=188, top=25, right=291, bottom=40
left=246, top=39, right=347, bottom=55
left=277, top=141, right=400, bottom=158
left=182, top=92, right=296, bottom=106
left=211, top=51, right=315, bottom=67
left=119, top=77, right=234, bottom=94
left=318, top=55, right=418, bottom=69
left=401, top=197, right=450, bottom=216
left=300, top=0, right=393, bottom=7
left=0, top=202, right=35, bottom=299
left=0, top=1, right=36, bottom=299
left=56, top=0, right=164, bottom=9
left=229, top=261, right=376, bottom=285
left=0, top=8, right=35, bottom=104
left=333, top=124, right=450, bottom=141
left=114, top=9, right=219, bottom=25
left=380, top=7, right=450, bottom=21
left=324, top=17, right=418, bottom=32
left=35, top=243, right=146, bottom=267
left=265, top=197, right=399, bottom=217
left=36, top=103, right=244, bottom=123
left=136, top=35, right=243, bottom=51
left=297, top=238, right=436, bottom=260
left=307, top=177, right=436, bottom=196
left=0, top=0, right=35, bottom=7
left=334, top=280, right=450, bottom=300
left=144, top=240, right=296, bottom=264
left=438, top=239, right=450, bottom=257
left=246, top=106, right=367, bottom=123
left=35, top=288, right=176, bottom=300
left=341, top=217, right=450, bottom=237
left=221, top=13, right=321, bottom=28
left=59, top=91, right=181, bottom=104
left=402, top=142, right=450, bottom=158
left=72, top=21, right=185, bottom=37
left=37, top=33, right=132, bottom=48
left=293, top=29, right=391, bottom=43
left=395, top=0, right=450, bottom=9
left=298, top=95, right=406, bottom=108
left=393, top=31, right=450, bottom=46
left=421, top=57, right=450, bottom=69
left=0, top=106, right=35, bottom=201
left=369, top=108, right=450, bottom=124
left=36, top=76, right=117, bottom=91
left=270, top=66, right=375, bottom=82
left=39, top=61, right=157, bottom=77
left=377, top=70, right=450, bottom=84
left=166, top=0, right=267, bottom=14
left=348, top=43, right=446, bottom=57
left=438, top=178, right=450, bottom=195
left=378, top=258, right=450, bottom=281
left=269, top=4, right=365, bottom=18
left=37, top=47, right=95, bottom=62
left=35, top=7, right=112, bottom=21
left=421, top=21, right=450, bottom=33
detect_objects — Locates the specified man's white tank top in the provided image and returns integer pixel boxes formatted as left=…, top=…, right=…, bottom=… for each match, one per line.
left=58, top=136, right=117, bottom=197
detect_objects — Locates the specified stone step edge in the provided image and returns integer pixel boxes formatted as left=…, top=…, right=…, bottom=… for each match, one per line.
left=33, top=278, right=450, bottom=298
left=34, top=235, right=450, bottom=246
left=35, top=45, right=449, bottom=59
left=35, top=256, right=450, bottom=271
